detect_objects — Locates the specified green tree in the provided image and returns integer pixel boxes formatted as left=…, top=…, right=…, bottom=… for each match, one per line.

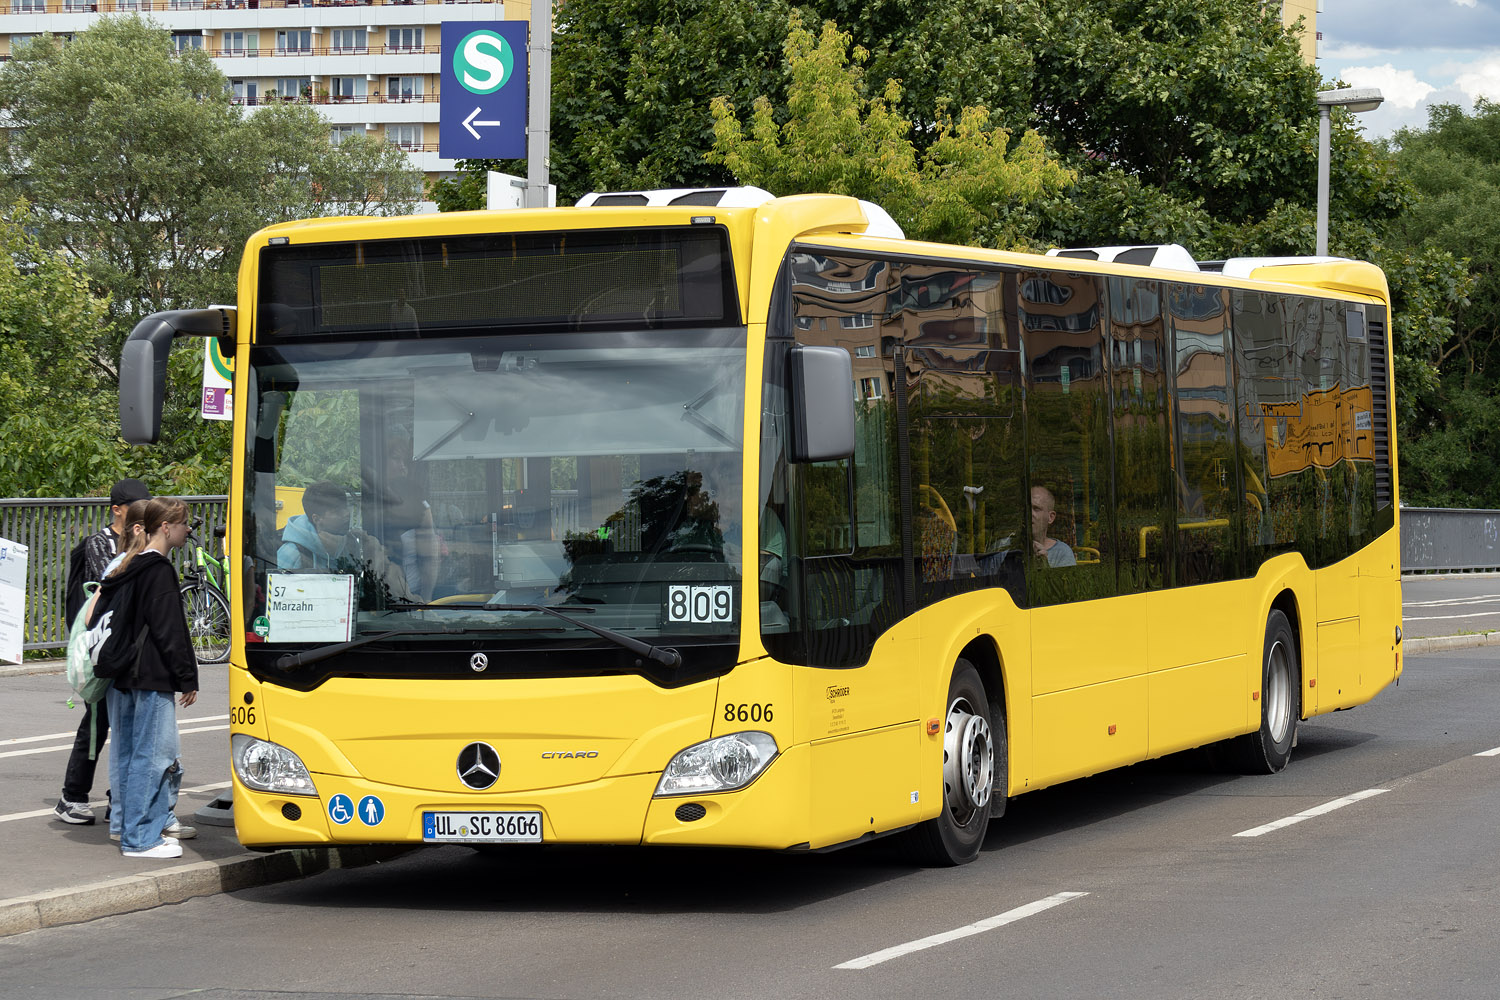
left=0, top=203, right=124, bottom=498
left=1377, top=100, right=1500, bottom=504
left=0, top=17, right=422, bottom=497
left=708, top=16, right=1073, bottom=246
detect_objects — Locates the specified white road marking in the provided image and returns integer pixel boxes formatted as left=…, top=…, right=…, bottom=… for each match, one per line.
left=1474, top=746, right=1500, bottom=757
left=1403, top=595, right=1500, bottom=608
left=834, top=891, right=1089, bottom=970
left=0, top=781, right=232, bottom=824
left=0, top=721, right=230, bottom=759
left=1234, top=788, right=1388, bottom=838
left=1, top=715, right=228, bottom=746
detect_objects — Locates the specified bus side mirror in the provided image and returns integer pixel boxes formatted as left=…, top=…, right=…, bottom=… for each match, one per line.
left=788, top=344, right=855, bottom=463
left=119, top=308, right=237, bottom=445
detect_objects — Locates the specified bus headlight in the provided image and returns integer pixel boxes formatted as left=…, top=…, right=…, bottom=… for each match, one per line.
left=655, top=732, right=778, bottom=796
left=231, top=733, right=318, bottom=796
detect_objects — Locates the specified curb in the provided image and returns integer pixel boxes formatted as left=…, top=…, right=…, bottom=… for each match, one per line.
left=1402, top=633, right=1500, bottom=654
left=0, top=845, right=409, bottom=938
left=0, top=659, right=63, bottom=678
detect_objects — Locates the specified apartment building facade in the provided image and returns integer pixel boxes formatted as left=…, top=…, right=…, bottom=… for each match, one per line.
left=0, top=0, right=532, bottom=179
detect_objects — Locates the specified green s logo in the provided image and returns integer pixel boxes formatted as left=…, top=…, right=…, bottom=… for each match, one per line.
left=454, top=30, right=514, bottom=95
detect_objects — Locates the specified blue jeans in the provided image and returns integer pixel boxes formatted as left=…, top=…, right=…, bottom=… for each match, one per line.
left=105, top=687, right=182, bottom=852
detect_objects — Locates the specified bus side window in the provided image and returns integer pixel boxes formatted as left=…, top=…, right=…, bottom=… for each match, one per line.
left=1021, top=271, right=1114, bottom=606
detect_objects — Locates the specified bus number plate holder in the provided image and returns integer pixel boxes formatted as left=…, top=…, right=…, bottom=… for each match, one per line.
left=422, top=811, right=542, bottom=843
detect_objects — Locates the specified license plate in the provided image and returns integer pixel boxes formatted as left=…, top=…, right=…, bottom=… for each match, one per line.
left=423, top=811, right=542, bottom=843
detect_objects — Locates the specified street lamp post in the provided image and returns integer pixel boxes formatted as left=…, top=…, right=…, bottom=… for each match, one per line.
left=1316, top=87, right=1384, bottom=256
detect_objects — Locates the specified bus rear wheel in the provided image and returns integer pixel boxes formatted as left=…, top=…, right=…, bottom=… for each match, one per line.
left=1223, top=609, right=1300, bottom=774
left=901, top=660, right=998, bottom=866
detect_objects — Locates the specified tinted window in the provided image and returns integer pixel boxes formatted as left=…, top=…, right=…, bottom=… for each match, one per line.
left=1169, top=283, right=1239, bottom=586
left=1108, top=278, right=1172, bottom=593
left=1021, top=272, right=1115, bottom=605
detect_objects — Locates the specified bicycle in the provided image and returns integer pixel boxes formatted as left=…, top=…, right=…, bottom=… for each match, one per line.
left=181, top=520, right=232, bottom=665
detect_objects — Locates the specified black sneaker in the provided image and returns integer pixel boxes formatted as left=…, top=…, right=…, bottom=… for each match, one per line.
left=54, top=799, right=95, bottom=825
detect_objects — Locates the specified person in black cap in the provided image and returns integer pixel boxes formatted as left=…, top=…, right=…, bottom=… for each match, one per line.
left=53, top=477, right=151, bottom=826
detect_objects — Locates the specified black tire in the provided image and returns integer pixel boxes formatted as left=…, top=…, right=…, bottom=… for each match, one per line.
left=901, top=660, right=999, bottom=866
left=181, top=582, right=232, bottom=665
left=1224, top=609, right=1300, bottom=774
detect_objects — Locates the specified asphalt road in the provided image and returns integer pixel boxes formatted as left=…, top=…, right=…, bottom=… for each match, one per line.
left=1401, top=574, right=1500, bottom=637
left=3, top=643, right=1499, bottom=1000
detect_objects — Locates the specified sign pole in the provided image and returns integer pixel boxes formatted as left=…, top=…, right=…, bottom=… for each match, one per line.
left=525, top=0, right=552, bottom=207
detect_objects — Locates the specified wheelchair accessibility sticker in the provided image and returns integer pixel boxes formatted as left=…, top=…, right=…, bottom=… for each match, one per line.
left=328, top=794, right=355, bottom=825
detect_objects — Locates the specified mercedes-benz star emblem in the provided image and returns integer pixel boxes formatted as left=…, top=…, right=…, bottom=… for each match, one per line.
left=457, top=742, right=501, bottom=790
left=470, top=652, right=489, bottom=673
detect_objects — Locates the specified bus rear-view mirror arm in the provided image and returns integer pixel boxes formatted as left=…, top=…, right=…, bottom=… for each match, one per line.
left=787, top=344, right=855, bottom=463
left=120, top=307, right=237, bottom=445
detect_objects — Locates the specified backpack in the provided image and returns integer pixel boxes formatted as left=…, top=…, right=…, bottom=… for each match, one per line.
left=64, top=582, right=113, bottom=705
left=82, top=577, right=150, bottom=683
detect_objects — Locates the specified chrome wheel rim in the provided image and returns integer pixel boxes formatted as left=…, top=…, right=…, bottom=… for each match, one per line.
left=1266, top=638, right=1292, bottom=744
left=942, top=696, right=993, bottom=827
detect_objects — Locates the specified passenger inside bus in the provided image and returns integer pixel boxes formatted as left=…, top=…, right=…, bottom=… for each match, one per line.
left=277, top=480, right=417, bottom=603
left=1031, top=485, right=1076, bottom=567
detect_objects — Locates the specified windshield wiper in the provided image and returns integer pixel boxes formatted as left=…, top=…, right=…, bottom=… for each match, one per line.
left=387, top=602, right=683, bottom=668
left=273, top=625, right=555, bottom=671
left=275, top=627, right=425, bottom=671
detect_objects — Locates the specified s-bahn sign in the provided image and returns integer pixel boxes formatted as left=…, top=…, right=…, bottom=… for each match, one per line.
left=440, top=21, right=527, bottom=160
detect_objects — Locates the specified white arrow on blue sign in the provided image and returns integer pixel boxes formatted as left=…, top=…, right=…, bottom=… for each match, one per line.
left=440, top=21, right=527, bottom=160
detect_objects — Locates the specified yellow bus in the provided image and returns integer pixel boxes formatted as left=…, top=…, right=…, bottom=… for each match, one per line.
left=119, top=189, right=1402, bottom=865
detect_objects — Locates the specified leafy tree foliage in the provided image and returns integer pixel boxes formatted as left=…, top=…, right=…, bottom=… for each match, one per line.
left=708, top=16, right=1073, bottom=245
left=0, top=204, right=123, bottom=497
left=1379, top=100, right=1500, bottom=505
left=0, top=17, right=422, bottom=498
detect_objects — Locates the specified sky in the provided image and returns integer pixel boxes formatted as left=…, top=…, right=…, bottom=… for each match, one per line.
left=1319, top=0, right=1500, bottom=142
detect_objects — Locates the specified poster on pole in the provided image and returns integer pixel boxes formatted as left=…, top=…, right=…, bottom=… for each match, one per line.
left=0, top=537, right=28, bottom=664
left=201, top=337, right=233, bottom=421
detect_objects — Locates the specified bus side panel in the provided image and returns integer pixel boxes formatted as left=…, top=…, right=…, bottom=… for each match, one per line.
left=794, top=626, right=921, bottom=845
left=1031, top=594, right=1148, bottom=695
left=808, top=724, right=921, bottom=849
left=1147, top=654, right=1249, bottom=757
left=1358, top=530, right=1402, bottom=694
left=1030, top=676, right=1149, bottom=788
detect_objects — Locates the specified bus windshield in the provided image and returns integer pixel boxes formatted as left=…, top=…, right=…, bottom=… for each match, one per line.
left=244, top=329, right=747, bottom=661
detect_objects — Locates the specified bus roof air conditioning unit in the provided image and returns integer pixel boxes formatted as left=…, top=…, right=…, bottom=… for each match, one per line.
left=575, top=188, right=906, bottom=240
left=576, top=187, right=777, bottom=208
left=1046, top=244, right=1200, bottom=273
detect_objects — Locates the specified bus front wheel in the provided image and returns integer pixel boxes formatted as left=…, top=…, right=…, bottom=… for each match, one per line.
left=901, top=660, right=998, bottom=866
left=1224, top=609, right=1300, bottom=774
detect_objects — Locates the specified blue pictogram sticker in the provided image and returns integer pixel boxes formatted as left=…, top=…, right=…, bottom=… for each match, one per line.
left=328, top=793, right=355, bottom=825
left=358, top=795, right=385, bottom=827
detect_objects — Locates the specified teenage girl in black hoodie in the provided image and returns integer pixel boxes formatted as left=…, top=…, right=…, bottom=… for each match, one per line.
left=99, top=497, right=200, bottom=859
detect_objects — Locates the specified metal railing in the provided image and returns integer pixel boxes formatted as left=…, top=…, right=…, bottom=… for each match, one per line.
left=0, top=496, right=228, bottom=653
left=1401, top=507, right=1500, bottom=574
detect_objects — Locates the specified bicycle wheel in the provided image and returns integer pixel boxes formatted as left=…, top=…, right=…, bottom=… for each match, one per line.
left=180, top=582, right=232, bottom=665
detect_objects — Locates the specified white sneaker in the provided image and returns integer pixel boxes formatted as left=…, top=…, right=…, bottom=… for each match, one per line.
left=123, top=841, right=183, bottom=859
left=163, top=819, right=197, bottom=840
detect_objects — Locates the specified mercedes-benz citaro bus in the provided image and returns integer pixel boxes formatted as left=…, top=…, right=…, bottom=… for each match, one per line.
left=118, top=188, right=1402, bottom=866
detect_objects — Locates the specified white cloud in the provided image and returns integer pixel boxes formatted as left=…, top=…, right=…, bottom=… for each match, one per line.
left=1454, top=55, right=1500, bottom=100
left=1337, top=64, right=1437, bottom=109
left=1321, top=43, right=1396, bottom=61
left=1453, top=0, right=1479, bottom=8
